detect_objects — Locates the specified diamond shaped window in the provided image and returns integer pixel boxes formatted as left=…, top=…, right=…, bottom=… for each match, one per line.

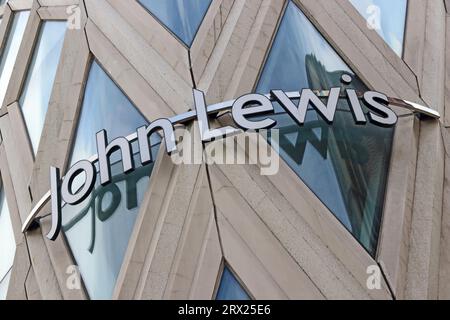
left=62, top=61, right=161, bottom=299
left=254, top=1, right=394, bottom=256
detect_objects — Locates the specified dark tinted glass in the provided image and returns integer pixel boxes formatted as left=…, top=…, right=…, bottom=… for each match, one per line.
left=255, top=1, right=394, bottom=255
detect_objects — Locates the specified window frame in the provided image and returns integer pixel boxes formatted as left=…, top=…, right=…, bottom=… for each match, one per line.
left=0, top=0, right=431, bottom=300
left=253, top=0, right=394, bottom=258
left=250, top=0, right=418, bottom=294
left=136, top=0, right=213, bottom=48
left=59, top=57, right=166, bottom=300
left=185, top=162, right=325, bottom=300
left=0, top=0, right=89, bottom=300
left=260, top=0, right=420, bottom=298
left=18, top=19, right=68, bottom=155
left=321, top=0, right=418, bottom=97
left=102, top=0, right=235, bottom=89
left=191, top=0, right=424, bottom=299
left=0, top=2, right=70, bottom=160
left=290, top=0, right=423, bottom=299
left=19, top=2, right=184, bottom=299
left=84, top=0, right=197, bottom=115
left=0, top=6, right=30, bottom=109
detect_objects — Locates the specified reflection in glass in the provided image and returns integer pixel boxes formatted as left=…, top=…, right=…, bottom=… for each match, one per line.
left=255, top=1, right=393, bottom=255
left=62, top=61, right=161, bottom=300
left=0, top=183, right=15, bottom=300
left=216, top=267, right=250, bottom=300
left=349, top=0, right=407, bottom=56
left=138, top=0, right=212, bottom=46
left=20, top=21, right=66, bottom=153
left=0, top=11, right=29, bottom=106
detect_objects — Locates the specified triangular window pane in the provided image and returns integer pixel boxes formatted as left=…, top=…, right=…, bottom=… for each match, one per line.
left=62, top=61, right=161, bottom=300
left=216, top=267, right=250, bottom=300
left=138, top=0, right=212, bottom=46
left=255, top=1, right=394, bottom=256
left=349, top=0, right=407, bottom=57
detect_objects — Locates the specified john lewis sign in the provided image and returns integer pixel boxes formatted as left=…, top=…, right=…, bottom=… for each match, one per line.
left=22, top=75, right=440, bottom=241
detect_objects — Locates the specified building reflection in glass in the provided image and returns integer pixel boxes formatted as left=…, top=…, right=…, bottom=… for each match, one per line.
left=62, top=146, right=159, bottom=300
left=255, top=1, right=394, bottom=256
left=62, top=61, right=161, bottom=300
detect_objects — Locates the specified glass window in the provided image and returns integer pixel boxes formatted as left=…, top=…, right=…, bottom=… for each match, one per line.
left=19, top=21, right=66, bottom=153
left=0, top=183, right=15, bottom=300
left=0, top=11, right=29, bottom=106
left=254, top=1, right=394, bottom=256
left=138, top=0, right=212, bottom=46
left=216, top=267, right=250, bottom=300
left=0, top=269, right=12, bottom=300
left=62, top=61, right=161, bottom=300
left=349, top=0, right=407, bottom=57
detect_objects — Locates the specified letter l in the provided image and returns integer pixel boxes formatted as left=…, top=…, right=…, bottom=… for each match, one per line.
left=193, top=89, right=240, bottom=141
